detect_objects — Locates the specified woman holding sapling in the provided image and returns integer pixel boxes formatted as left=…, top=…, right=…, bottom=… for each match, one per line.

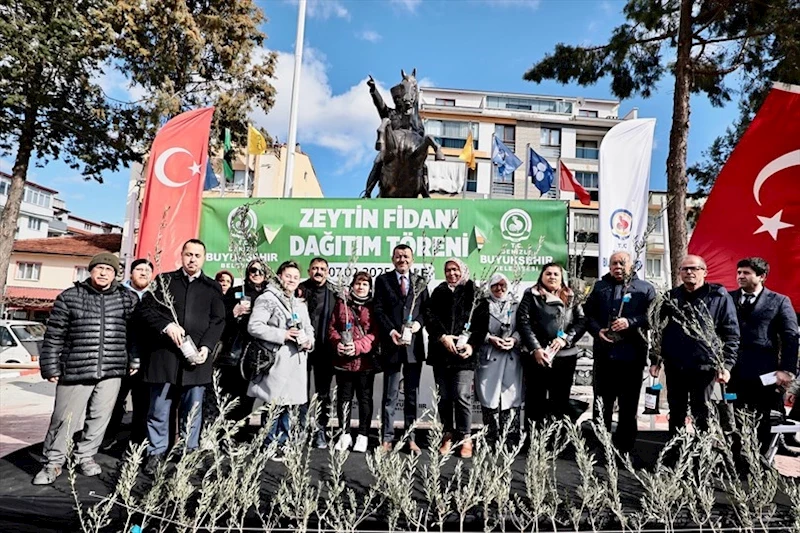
left=328, top=271, right=379, bottom=453
left=517, top=262, right=586, bottom=430
left=424, top=258, right=488, bottom=458
left=475, top=273, right=524, bottom=446
left=247, top=260, right=314, bottom=457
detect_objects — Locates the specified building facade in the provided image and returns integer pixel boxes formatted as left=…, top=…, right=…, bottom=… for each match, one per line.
left=0, top=173, right=59, bottom=240
left=418, top=87, right=669, bottom=288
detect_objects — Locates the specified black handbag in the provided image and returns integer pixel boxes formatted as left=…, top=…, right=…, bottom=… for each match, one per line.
left=214, top=332, right=246, bottom=367
left=239, top=339, right=277, bottom=382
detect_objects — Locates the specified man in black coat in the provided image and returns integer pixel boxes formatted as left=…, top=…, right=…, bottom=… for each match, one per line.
left=728, top=257, right=798, bottom=454
left=34, top=253, right=138, bottom=485
left=297, top=257, right=336, bottom=448
left=585, top=251, right=655, bottom=453
left=649, top=254, right=740, bottom=435
left=137, top=239, right=226, bottom=472
left=373, top=244, right=429, bottom=453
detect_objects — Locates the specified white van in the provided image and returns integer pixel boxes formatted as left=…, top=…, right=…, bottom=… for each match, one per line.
left=0, top=320, right=46, bottom=364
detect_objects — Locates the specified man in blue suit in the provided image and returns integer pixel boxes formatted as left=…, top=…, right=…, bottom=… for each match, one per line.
left=728, top=257, right=798, bottom=455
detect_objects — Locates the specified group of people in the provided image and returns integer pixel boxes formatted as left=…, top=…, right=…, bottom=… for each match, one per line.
left=31, top=239, right=800, bottom=485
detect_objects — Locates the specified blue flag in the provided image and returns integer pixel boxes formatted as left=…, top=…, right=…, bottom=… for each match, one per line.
left=203, top=159, right=219, bottom=191
left=527, top=146, right=554, bottom=194
left=491, top=136, right=522, bottom=179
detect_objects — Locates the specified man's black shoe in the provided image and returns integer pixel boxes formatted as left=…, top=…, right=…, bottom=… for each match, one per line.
left=775, top=443, right=800, bottom=458
left=143, top=453, right=164, bottom=475
left=784, top=434, right=800, bottom=448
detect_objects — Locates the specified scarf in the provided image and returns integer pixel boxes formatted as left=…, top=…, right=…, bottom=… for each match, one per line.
left=445, top=257, right=470, bottom=290
left=349, top=292, right=371, bottom=306
left=487, top=272, right=512, bottom=319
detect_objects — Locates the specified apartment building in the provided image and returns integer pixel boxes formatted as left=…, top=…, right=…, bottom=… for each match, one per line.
left=0, top=173, right=58, bottom=240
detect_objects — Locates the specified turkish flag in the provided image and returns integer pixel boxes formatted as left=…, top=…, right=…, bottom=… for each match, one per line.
left=559, top=161, right=592, bottom=205
left=136, top=107, right=215, bottom=273
left=689, top=83, right=800, bottom=309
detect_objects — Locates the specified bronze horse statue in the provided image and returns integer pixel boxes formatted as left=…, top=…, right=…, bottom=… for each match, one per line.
left=362, top=69, right=444, bottom=198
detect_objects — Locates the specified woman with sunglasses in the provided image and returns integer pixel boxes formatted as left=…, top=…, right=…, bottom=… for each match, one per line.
left=217, top=259, right=270, bottom=425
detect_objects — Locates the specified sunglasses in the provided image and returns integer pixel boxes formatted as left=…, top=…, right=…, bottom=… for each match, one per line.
left=249, top=267, right=265, bottom=275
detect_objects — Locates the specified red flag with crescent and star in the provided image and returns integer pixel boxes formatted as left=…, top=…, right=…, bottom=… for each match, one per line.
left=688, top=83, right=800, bottom=309
left=136, top=107, right=215, bottom=272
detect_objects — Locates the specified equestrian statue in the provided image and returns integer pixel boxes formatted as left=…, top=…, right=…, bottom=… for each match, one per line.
left=362, top=69, right=445, bottom=198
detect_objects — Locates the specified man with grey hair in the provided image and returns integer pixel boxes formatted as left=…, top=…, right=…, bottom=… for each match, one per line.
left=650, top=254, right=740, bottom=435
left=585, top=250, right=655, bottom=453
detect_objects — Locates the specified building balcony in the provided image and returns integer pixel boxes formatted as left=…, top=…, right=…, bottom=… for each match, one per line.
left=575, top=147, right=599, bottom=160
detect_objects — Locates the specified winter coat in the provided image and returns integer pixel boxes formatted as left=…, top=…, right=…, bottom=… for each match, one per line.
left=328, top=298, right=378, bottom=373
left=216, top=282, right=267, bottom=366
left=372, top=270, right=429, bottom=366
left=729, top=287, right=798, bottom=378
left=584, top=273, right=655, bottom=365
left=423, top=281, right=489, bottom=370
left=137, top=270, right=226, bottom=386
left=517, top=285, right=587, bottom=357
left=298, top=279, right=335, bottom=365
left=656, top=283, right=740, bottom=371
left=40, top=281, right=138, bottom=383
left=475, top=297, right=524, bottom=409
left=247, top=285, right=315, bottom=405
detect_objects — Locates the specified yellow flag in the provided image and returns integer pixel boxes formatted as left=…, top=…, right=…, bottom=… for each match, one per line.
left=248, top=125, right=268, bottom=155
left=459, top=131, right=476, bottom=170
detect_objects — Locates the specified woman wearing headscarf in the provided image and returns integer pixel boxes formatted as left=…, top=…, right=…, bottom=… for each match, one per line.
left=328, top=271, right=379, bottom=453
left=424, top=258, right=488, bottom=458
left=475, top=273, right=524, bottom=445
left=517, top=262, right=586, bottom=429
left=216, top=259, right=270, bottom=424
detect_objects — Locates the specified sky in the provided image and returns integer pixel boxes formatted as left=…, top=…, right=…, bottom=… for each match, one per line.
left=1, top=0, right=743, bottom=225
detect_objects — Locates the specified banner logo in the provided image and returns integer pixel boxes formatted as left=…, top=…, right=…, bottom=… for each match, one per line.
left=609, top=209, right=633, bottom=240
left=500, top=209, right=532, bottom=243
left=227, top=207, right=258, bottom=238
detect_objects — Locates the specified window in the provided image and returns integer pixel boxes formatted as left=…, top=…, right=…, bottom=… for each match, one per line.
left=435, top=98, right=456, bottom=107
left=0, top=327, right=16, bottom=348
left=540, top=128, right=560, bottom=146
left=27, top=217, right=43, bottom=231
left=84, top=223, right=93, bottom=231
left=465, top=166, right=478, bottom=192
left=16, top=262, right=40, bottom=281
left=646, top=257, right=663, bottom=278
left=576, top=140, right=599, bottom=159
left=486, top=96, right=572, bottom=114
left=578, top=110, right=599, bottom=118
left=574, top=213, right=599, bottom=243
left=425, top=120, right=478, bottom=149
left=0, top=180, right=9, bottom=196
left=23, top=188, right=51, bottom=207
left=11, top=323, right=46, bottom=341
left=574, top=171, right=598, bottom=189
left=74, top=266, right=90, bottom=282
left=648, top=213, right=664, bottom=234
left=492, top=124, right=517, bottom=184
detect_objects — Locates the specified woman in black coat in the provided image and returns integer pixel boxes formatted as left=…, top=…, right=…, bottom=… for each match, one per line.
left=424, top=258, right=488, bottom=458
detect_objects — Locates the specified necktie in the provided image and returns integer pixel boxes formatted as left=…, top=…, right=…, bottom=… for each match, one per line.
left=400, top=275, right=408, bottom=297
left=743, top=293, right=755, bottom=306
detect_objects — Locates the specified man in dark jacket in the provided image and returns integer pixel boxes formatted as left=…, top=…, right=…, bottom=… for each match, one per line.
left=373, top=244, right=429, bottom=453
left=137, top=239, right=226, bottom=473
left=33, top=253, right=138, bottom=485
left=650, top=254, right=740, bottom=435
left=585, top=251, right=655, bottom=453
left=728, top=257, right=798, bottom=454
left=297, top=257, right=336, bottom=448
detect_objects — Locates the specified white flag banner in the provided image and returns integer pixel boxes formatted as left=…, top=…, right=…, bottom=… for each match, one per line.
left=598, top=118, right=656, bottom=277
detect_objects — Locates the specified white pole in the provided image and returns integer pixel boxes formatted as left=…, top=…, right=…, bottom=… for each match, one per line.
left=283, top=0, right=307, bottom=198
left=524, top=143, right=530, bottom=200
left=120, top=161, right=144, bottom=273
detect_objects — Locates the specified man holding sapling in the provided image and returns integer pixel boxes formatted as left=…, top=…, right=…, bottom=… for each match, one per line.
left=373, top=244, right=429, bottom=454
left=649, top=254, right=740, bottom=434
left=585, top=251, right=655, bottom=454
left=727, top=257, right=798, bottom=456
left=137, top=239, right=226, bottom=474
left=297, top=257, right=336, bottom=449
left=34, top=253, right=138, bottom=485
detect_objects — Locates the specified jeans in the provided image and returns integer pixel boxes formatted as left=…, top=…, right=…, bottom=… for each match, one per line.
left=265, top=406, right=292, bottom=446
left=593, top=359, right=645, bottom=453
left=524, top=354, right=577, bottom=428
left=336, top=371, right=375, bottom=436
left=433, top=366, right=474, bottom=438
left=146, top=383, right=205, bottom=456
left=664, top=365, right=716, bottom=434
left=381, top=362, right=422, bottom=443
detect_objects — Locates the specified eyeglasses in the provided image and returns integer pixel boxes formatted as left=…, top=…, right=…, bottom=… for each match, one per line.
left=680, top=266, right=705, bottom=272
left=249, top=267, right=265, bottom=275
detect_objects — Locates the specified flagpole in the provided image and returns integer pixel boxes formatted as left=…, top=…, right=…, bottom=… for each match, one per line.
left=245, top=128, right=250, bottom=198
left=283, top=0, right=307, bottom=198
left=555, top=158, right=562, bottom=200
left=524, top=143, right=530, bottom=200
left=489, top=133, right=495, bottom=200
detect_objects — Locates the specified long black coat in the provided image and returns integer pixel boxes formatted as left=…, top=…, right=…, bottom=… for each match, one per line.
left=729, top=287, right=798, bottom=378
left=40, top=281, right=138, bottom=383
left=424, top=281, right=489, bottom=370
left=137, top=270, right=226, bottom=386
left=373, top=270, right=429, bottom=366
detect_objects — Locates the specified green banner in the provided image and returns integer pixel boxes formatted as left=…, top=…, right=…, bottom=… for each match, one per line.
left=199, top=198, right=567, bottom=282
